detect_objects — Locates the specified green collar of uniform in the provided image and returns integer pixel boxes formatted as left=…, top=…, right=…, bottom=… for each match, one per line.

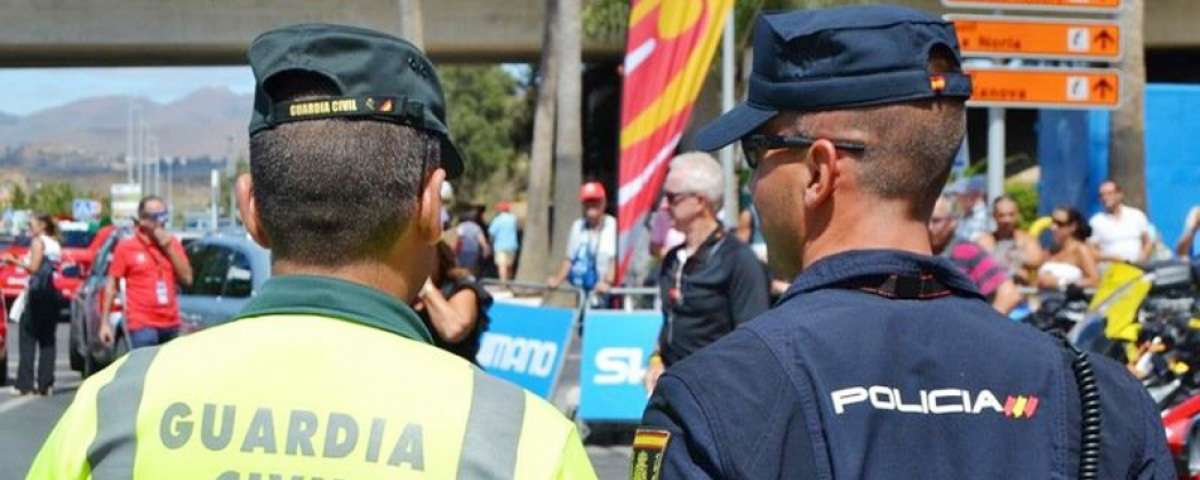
left=234, top=275, right=433, bottom=344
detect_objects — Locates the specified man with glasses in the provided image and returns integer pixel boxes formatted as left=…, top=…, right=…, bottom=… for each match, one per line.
left=633, top=5, right=1171, bottom=479
left=99, top=195, right=192, bottom=349
left=642, top=153, right=769, bottom=394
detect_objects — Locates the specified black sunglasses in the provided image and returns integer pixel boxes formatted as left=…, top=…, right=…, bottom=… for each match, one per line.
left=741, top=134, right=867, bottom=169
left=664, top=191, right=697, bottom=205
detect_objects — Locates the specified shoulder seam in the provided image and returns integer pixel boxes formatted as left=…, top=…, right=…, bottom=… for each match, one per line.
left=658, top=370, right=736, bottom=477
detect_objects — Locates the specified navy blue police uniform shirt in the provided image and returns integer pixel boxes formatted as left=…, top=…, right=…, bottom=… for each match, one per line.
left=639, top=250, right=1174, bottom=479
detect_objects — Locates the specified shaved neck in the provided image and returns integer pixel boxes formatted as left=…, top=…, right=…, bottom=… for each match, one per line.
left=802, top=192, right=932, bottom=270
left=767, top=112, right=935, bottom=268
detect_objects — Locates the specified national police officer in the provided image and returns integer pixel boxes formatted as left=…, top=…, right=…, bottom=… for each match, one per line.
left=633, top=5, right=1173, bottom=479
left=30, top=24, right=596, bottom=479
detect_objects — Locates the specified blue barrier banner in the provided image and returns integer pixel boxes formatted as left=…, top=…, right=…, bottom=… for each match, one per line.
left=475, top=301, right=576, bottom=399
left=578, top=310, right=662, bottom=422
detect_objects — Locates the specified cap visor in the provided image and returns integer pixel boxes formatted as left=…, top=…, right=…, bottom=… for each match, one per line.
left=440, top=137, right=465, bottom=179
left=693, top=102, right=778, bottom=151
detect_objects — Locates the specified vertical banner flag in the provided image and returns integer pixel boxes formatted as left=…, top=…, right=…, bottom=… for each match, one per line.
left=617, top=0, right=734, bottom=282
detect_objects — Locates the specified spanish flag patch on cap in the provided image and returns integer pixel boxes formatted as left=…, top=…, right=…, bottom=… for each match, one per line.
left=630, top=429, right=670, bottom=480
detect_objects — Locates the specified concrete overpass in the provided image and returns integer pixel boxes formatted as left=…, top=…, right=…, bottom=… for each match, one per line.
left=0, top=0, right=623, bottom=66
left=0, top=0, right=1197, bottom=67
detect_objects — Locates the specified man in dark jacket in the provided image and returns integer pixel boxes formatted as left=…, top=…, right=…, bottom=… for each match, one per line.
left=634, top=5, right=1173, bottom=479
left=644, top=152, right=770, bottom=393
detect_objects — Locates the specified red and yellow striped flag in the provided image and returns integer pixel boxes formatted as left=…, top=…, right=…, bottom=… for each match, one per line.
left=617, top=0, right=733, bottom=281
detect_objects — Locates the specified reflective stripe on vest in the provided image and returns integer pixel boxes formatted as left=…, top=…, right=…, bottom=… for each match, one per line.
left=87, top=347, right=159, bottom=479
left=457, top=369, right=527, bottom=479
left=71, top=316, right=564, bottom=478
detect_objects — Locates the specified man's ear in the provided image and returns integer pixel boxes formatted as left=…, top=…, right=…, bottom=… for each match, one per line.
left=236, top=173, right=270, bottom=249
left=803, top=140, right=840, bottom=209
left=417, top=168, right=447, bottom=244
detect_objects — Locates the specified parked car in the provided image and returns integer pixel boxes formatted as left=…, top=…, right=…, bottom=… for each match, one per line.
left=1, top=295, right=8, bottom=386
left=0, top=223, right=102, bottom=304
left=69, top=229, right=271, bottom=376
left=178, top=231, right=271, bottom=332
left=0, top=234, right=31, bottom=301
left=68, top=226, right=134, bottom=377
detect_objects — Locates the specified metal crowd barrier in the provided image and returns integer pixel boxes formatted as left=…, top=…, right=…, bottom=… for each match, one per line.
left=602, top=286, right=662, bottom=312
left=480, top=279, right=586, bottom=309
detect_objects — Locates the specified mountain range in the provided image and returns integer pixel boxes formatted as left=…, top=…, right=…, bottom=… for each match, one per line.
left=0, top=87, right=252, bottom=163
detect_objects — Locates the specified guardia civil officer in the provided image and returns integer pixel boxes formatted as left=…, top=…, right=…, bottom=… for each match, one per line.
left=632, top=6, right=1173, bottom=479
left=30, top=24, right=596, bottom=479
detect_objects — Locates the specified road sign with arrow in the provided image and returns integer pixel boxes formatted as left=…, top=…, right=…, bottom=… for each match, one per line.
left=942, top=0, right=1121, bottom=13
left=950, top=15, right=1121, bottom=61
left=965, top=66, right=1121, bottom=110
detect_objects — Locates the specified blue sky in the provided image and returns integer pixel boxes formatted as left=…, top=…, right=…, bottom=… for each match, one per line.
left=0, top=64, right=529, bottom=117
left=0, top=66, right=255, bottom=116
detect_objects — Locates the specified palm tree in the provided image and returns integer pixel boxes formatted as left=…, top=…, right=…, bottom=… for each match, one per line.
left=518, top=0, right=562, bottom=283
left=1109, top=1, right=1146, bottom=209
left=551, top=0, right=584, bottom=273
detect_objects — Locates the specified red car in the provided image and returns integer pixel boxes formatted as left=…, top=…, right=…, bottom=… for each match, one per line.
left=0, top=226, right=107, bottom=303
left=1163, top=393, right=1200, bottom=479
left=0, top=295, right=8, bottom=385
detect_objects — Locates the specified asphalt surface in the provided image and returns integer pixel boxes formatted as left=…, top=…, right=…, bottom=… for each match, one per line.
left=0, top=322, right=80, bottom=479
left=0, top=322, right=632, bottom=479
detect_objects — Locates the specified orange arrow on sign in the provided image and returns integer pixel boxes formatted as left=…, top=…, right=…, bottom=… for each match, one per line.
left=965, top=67, right=1120, bottom=109
left=950, top=15, right=1121, bottom=60
left=942, top=0, right=1120, bottom=13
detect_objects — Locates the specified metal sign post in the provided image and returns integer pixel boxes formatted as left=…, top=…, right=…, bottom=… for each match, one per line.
left=719, top=11, right=737, bottom=224
left=987, top=108, right=1006, bottom=206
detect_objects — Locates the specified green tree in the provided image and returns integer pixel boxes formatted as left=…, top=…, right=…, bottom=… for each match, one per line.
left=27, top=182, right=77, bottom=217
left=441, top=65, right=532, bottom=202
left=10, top=184, right=27, bottom=210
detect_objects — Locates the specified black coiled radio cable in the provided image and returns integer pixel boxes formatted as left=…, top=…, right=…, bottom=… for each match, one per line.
left=1064, top=339, right=1102, bottom=480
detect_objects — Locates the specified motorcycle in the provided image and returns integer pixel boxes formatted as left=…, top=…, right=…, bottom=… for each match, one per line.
left=1051, top=259, right=1198, bottom=478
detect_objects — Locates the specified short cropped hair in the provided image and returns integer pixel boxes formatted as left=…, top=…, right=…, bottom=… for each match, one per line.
left=793, top=46, right=966, bottom=220
left=249, top=72, right=438, bottom=266
left=668, top=152, right=724, bottom=210
left=138, top=195, right=165, bottom=216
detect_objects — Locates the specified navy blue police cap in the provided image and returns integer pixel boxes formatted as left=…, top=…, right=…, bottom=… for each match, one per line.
left=694, top=5, right=972, bottom=151
left=247, top=23, right=464, bottom=178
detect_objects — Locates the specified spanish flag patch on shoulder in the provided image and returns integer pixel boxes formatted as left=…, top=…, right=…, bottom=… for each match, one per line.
left=630, top=429, right=670, bottom=480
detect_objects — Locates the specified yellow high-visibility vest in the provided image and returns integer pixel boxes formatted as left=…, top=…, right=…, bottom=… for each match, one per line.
left=28, top=275, right=596, bottom=480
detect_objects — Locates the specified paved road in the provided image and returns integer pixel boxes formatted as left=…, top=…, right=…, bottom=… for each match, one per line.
left=0, top=322, right=631, bottom=479
left=0, top=322, right=80, bottom=479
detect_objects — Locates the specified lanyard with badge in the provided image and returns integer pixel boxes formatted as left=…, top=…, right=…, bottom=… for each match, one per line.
left=137, top=234, right=172, bottom=306
left=665, top=228, right=725, bottom=345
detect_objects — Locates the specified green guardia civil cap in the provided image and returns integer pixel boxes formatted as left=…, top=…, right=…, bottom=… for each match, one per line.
left=247, top=23, right=463, bottom=178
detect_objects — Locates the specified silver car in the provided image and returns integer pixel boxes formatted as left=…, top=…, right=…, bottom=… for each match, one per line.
left=69, top=229, right=270, bottom=377
left=178, top=231, right=271, bottom=332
